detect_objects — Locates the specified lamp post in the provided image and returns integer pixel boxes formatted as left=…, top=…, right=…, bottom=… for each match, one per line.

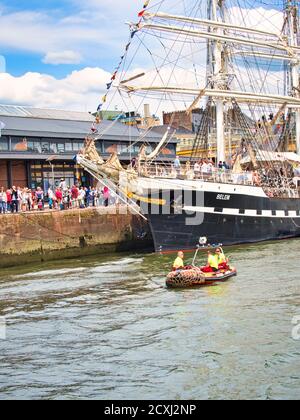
left=46, top=155, right=59, bottom=188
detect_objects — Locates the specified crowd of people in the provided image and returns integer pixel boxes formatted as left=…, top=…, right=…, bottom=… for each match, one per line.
left=171, top=157, right=300, bottom=191
left=0, top=179, right=114, bottom=214
left=144, top=157, right=232, bottom=180
left=169, top=157, right=232, bottom=179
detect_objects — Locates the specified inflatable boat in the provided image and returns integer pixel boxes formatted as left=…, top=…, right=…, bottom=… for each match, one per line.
left=166, top=266, right=237, bottom=289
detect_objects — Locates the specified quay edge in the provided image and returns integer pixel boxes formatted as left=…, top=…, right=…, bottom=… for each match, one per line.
left=0, top=206, right=153, bottom=269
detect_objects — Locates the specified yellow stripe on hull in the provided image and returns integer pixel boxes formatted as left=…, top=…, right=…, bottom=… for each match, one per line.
left=128, top=192, right=166, bottom=206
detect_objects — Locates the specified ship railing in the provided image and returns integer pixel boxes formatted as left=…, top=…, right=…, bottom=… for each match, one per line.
left=138, top=163, right=255, bottom=186
left=138, top=164, right=300, bottom=197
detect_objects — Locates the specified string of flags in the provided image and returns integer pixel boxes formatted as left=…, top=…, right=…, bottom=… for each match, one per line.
left=90, top=0, right=151, bottom=134
left=138, top=1, right=150, bottom=18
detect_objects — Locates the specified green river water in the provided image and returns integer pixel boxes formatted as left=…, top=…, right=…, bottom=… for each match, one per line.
left=0, top=240, right=300, bottom=400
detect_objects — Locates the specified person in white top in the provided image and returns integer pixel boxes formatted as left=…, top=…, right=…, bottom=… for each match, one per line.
left=207, top=161, right=214, bottom=175
left=194, top=162, right=201, bottom=179
left=0, top=187, right=7, bottom=213
left=201, top=161, right=209, bottom=177
left=59, top=179, right=67, bottom=192
left=21, top=188, right=29, bottom=212
left=78, top=188, right=86, bottom=208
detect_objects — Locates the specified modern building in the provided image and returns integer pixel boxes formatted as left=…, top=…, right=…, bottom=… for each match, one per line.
left=0, top=105, right=177, bottom=190
left=109, top=104, right=161, bottom=130
left=163, top=107, right=298, bottom=159
left=163, top=108, right=205, bottom=132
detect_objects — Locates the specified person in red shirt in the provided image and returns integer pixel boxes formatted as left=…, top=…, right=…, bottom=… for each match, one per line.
left=55, top=188, right=63, bottom=208
left=31, top=190, right=36, bottom=210
left=6, top=189, right=12, bottom=212
left=71, top=185, right=79, bottom=208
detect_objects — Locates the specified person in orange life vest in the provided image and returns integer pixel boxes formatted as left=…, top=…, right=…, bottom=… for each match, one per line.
left=173, top=251, right=184, bottom=271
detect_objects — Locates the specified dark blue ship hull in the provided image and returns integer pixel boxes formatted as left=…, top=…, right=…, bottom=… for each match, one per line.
left=139, top=183, right=300, bottom=252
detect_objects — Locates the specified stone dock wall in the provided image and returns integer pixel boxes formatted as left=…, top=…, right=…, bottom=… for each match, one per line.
left=0, top=207, right=152, bottom=268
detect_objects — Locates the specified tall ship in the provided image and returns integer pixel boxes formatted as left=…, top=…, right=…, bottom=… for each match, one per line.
left=77, top=0, right=300, bottom=252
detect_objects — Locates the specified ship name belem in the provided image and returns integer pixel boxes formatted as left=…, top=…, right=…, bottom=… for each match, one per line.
left=216, top=194, right=231, bottom=201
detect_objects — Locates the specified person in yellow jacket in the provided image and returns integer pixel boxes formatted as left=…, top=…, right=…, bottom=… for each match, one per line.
left=201, top=251, right=219, bottom=273
left=173, top=251, right=184, bottom=271
left=215, top=248, right=229, bottom=270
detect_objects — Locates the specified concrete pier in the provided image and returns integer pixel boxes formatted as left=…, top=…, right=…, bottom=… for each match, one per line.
left=0, top=206, right=152, bottom=268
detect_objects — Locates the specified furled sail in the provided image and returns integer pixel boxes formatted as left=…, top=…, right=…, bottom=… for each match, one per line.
left=79, top=138, right=124, bottom=182
left=139, top=129, right=170, bottom=161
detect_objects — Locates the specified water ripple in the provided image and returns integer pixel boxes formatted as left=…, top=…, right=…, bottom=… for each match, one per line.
left=0, top=241, right=300, bottom=399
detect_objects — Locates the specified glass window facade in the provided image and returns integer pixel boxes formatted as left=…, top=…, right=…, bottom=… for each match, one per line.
left=0, top=136, right=9, bottom=151
left=29, top=161, right=88, bottom=190
left=1, top=135, right=176, bottom=158
left=104, top=142, right=155, bottom=156
left=1, top=136, right=84, bottom=154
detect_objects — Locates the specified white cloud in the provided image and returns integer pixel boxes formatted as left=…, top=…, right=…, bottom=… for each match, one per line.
left=0, top=65, right=191, bottom=118
left=0, top=3, right=134, bottom=64
left=0, top=1, right=292, bottom=120
left=43, top=50, right=82, bottom=65
left=0, top=61, right=285, bottom=123
left=0, top=1, right=286, bottom=70
left=228, top=6, right=283, bottom=33
left=0, top=68, right=111, bottom=112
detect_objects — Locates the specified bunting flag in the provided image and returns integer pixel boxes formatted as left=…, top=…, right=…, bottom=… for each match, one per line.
left=138, top=1, right=151, bottom=18
left=91, top=123, right=98, bottom=133
left=90, top=0, right=152, bottom=134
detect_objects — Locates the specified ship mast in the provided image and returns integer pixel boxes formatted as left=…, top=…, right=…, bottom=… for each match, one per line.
left=285, top=0, right=300, bottom=154
left=121, top=2, right=300, bottom=142
left=207, top=0, right=227, bottom=164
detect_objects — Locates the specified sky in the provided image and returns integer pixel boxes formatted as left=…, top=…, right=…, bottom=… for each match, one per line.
left=0, top=0, right=142, bottom=111
left=0, top=0, right=289, bottom=113
left=0, top=0, right=140, bottom=76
